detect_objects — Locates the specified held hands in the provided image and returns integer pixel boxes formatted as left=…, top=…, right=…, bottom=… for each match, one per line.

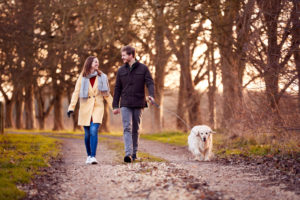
left=67, top=110, right=74, bottom=118
left=113, top=108, right=120, bottom=115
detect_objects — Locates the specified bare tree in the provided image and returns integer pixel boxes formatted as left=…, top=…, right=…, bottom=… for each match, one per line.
left=17, top=0, right=36, bottom=129
left=164, top=0, right=208, bottom=129
left=206, top=0, right=255, bottom=128
left=253, top=0, right=296, bottom=124
left=291, top=0, right=300, bottom=111
left=128, top=0, right=172, bottom=132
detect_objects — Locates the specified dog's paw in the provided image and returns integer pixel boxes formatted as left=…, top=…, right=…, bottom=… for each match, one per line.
left=194, top=156, right=205, bottom=161
left=194, top=156, right=203, bottom=161
left=204, top=158, right=210, bottom=161
left=194, top=157, right=200, bottom=161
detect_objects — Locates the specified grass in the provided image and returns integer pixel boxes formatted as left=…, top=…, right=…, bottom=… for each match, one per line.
left=140, top=131, right=187, bottom=147
left=139, top=131, right=300, bottom=158
left=99, top=136, right=166, bottom=163
left=213, top=133, right=300, bottom=158
left=5, top=128, right=84, bottom=135
left=0, top=133, right=61, bottom=200
left=5, top=128, right=84, bottom=139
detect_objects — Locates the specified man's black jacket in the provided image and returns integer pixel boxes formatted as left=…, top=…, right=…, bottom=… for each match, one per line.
left=112, top=61, right=154, bottom=108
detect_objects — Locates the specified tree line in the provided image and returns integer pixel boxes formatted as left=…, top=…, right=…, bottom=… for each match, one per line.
left=0, top=0, right=299, bottom=133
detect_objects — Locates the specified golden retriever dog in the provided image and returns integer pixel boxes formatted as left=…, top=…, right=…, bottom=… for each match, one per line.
left=188, top=125, right=214, bottom=161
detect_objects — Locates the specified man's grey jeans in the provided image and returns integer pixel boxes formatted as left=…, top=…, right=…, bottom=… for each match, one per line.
left=121, top=107, right=142, bottom=156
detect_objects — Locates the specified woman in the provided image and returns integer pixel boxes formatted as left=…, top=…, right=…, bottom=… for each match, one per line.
left=67, top=56, right=112, bottom=164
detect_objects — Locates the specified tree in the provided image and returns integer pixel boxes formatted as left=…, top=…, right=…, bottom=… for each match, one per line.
left=128, top=0, right=172, bottom=132
left=0, top=2, right=15, bottom=128
left=291, top=0, right=300, bottom=111
left=206, top=0, right=255, bottom=128
left=253, top=0, right=296, bottom=123
left=165, top=0, right=208, bottom=129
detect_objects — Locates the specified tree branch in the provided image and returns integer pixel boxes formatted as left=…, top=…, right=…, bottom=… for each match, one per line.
left=0, top=84, right=9, bottom=102
left=242, top=74, right=263, bottom=88
left=278, top=75, right=297, bottom=100
left=165, top=27, right=181, bottom=59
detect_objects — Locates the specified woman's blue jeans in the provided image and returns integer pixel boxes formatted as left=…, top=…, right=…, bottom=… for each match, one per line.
left=83, top=122, right=100, bottom=157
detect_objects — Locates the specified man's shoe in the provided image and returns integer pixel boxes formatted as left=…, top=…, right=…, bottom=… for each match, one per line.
left=85, top=156, right=91, bottom=164
left=90, top=157, right=98, bottom=164
left=124, top=155, right=132, bottom=163
left=132, top=154, right=138, bottom=161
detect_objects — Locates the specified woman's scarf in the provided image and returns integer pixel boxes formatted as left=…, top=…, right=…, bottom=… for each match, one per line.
left=79, top=71, right=109, bottom=99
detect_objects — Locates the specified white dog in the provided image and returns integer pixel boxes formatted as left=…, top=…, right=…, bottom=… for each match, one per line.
left=188, top=125, right=214, bottom=161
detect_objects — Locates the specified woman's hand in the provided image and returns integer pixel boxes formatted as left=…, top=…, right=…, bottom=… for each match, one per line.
left=67, top=110, right=74, bottom=118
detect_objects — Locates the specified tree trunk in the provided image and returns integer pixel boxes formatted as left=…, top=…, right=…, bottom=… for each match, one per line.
left=20, top=0, right=35, bottom=129
left=67, top=89, right=81, bottom=131
left=0, top=102, right=4, bottom=134
left=180, top=55, right=200, bottom=128
left=179, top=0, right=200, bottom=129
left=207, top=42, right=217, bottom=129
left=295, top=43, right=300, bottom=112
left=100, top=101, right=110, bottom=132
left=38, top=116, right=45, bottom=130
left=236, top=0, right=255, bottom=102
left=258, top=0, right=282, bottom=122
left=209, top=0, right=240, bottom=128
left=36, top=93, right=45, bottom=130
left=291, top=0, right=300, bottom=111
left=152, top=0, right=168, bottom=132
left=5, top=99, right=13, bottom=128
left=0, top=86, right=14, bottom=128
left=15, top=92, right=23, bottom=129
left=220, top=55, right=239, bottom=127
left=264, top=69, right=280, bottom=111
left=53, top=86, right=64, bottom=130
left=177, top=74, right=187, bottom=130
left=24, top=85, right=34, bottom=129
left=72, top=107, right=80, bottom=131
left=188, top=91, right=201, bottom=127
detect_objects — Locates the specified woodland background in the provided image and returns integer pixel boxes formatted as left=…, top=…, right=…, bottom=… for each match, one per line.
left=0, top=0, right=299, bottom=135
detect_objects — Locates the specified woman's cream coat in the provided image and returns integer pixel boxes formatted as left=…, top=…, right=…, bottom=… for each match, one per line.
left=68, top=74, right=112, bottom=126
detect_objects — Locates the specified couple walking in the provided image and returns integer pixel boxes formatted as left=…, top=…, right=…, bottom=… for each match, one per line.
left=67, top=45, right=155, bottom=164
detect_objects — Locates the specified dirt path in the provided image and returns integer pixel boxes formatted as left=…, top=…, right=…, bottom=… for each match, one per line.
left=137, top=139, right=299, bottom=200
left=23, top=136, right=299, bottom=200
left=24, top=137, right=222, bottom=200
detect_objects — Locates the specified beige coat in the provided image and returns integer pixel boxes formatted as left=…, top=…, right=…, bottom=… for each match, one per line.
left=68, top=74, right=113, bottom=126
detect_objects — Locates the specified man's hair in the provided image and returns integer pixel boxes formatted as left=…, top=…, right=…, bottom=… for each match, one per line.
left=121, top=45, right=135, bottom=57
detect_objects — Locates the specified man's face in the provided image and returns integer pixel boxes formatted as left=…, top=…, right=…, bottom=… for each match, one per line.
left=121, top=51, right=133, bottom=63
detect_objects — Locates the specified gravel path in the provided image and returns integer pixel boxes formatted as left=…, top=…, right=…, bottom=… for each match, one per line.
left=137, top=139, right=300, bottom=200
left=24, top=137, right=222, bottom=200
left=23, top=136, right=299, bottom=200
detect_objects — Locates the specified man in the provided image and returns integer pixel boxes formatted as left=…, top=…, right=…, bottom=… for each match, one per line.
left=113, top=45, right=155, bottom=163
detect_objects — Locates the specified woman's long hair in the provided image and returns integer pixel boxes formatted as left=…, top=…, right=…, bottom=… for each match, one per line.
left=82, top=56, right=97, bottom=77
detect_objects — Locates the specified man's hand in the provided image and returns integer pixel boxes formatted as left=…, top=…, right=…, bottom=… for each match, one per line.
left=147, top=96, right=155, bottom=104
left=67, top=110, right=74, bottom=118
left=113, top=108, right=120, bottom=115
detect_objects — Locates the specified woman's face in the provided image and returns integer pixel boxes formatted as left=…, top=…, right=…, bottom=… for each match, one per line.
left=91, top=58, right=99, bottom=72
